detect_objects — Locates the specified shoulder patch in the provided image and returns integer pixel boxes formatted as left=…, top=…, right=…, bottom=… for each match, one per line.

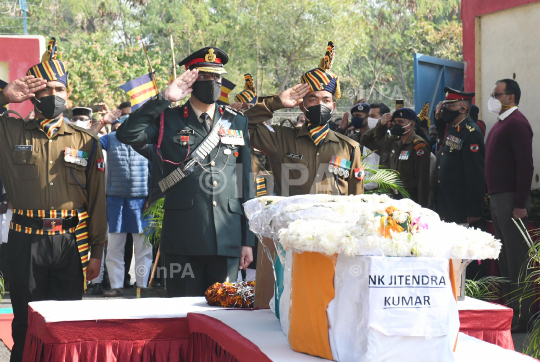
left=334, top=131, right=360, bottom=148
left=68, top=123, right=100, bottom=140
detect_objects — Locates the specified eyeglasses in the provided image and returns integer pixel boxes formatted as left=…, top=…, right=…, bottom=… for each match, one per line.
left=490, top=92, right=508, bottom=99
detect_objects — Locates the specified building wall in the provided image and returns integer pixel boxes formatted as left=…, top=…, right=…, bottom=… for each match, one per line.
left=462, top=0, right=540, bottom=189
left=0, top=36, right=45, bottom=116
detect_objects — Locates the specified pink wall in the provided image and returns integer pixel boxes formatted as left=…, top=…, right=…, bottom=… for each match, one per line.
left=461, top=0, right=540, bottom=93
left=0, top=36, right=43, bottom=116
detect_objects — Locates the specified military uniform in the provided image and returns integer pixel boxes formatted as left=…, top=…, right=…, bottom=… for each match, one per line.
left=361, top=120, right=431, bottom=207
left=437, top=118, right=485, bottom=223
left=116, top=46, right=255, bottom=297
left=436, top=88, right=485, bottom=224
left=246, top=95, right=363, bottom=196
left=0, top=38, right=107, bottom=362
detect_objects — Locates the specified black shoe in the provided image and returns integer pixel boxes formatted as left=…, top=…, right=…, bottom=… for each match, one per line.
left=92, top=283, right=103, bottom=295
left=124, top=280, right=134, bottom=289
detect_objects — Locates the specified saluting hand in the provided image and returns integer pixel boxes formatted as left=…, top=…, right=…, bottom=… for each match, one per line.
left=103, top=109, right=122, bottom=124
left=279, top=83, right=310, bottom=108
left=435, top=101, right=443, bottom=120
left=380, top=113, right=393, bottom=127
left=3, top=75, right=47, bottom=104
left=163, top=69, right=198, bottom=102
left=340, top=112, right=349, bottom=130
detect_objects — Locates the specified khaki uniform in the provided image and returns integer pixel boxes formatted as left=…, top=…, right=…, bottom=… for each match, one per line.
left=245, top=96, right=364, bottom=196
left=361, top=120, right=431, bottom=207
left=0, top=116, right=107, bottom=256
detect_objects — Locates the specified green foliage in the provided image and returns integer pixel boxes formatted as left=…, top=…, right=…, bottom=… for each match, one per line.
left=1, top=0, right=462, bottom=110
left=142, top=198, right=164, bottom=247
left=362, top=152, right=409, bottom=198
left=464, top=276, right=507, bottom=301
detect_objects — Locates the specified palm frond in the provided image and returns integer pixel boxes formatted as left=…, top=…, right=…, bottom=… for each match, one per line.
left=142, top=198, right=164, bottom=247
left=465, top=276, right=508, bottom=301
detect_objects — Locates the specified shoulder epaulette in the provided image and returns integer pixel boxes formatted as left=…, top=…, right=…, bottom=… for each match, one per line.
left=466, top=124, right=477, bottom=133
left=68, top=123, right=100, bottom=140
left=334, top=131, right=360, bottom=148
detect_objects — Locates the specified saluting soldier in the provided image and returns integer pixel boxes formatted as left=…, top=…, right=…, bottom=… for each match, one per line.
left=116, top=47, right=255, bottom=297
left=0, top=38, right=107, bottom=362
left=361, top=108, right=431, bottom=207
left=243, top=41, right=364, bottom=196
left=434, top=88, right=485, bottom=225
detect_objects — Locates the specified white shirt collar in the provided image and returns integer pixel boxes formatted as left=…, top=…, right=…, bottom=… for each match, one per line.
left=498, top=106, right=518, bottom=121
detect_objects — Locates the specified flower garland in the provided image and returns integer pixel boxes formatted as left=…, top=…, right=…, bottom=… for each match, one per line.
left=246, top=194, right=501, bottom=260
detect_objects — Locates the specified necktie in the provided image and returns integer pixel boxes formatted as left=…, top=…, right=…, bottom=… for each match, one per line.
left=39, top=118, right=64, bottom=139
left=200, top=113, right=211, bottom=133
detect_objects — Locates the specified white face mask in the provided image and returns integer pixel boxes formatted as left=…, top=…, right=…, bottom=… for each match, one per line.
left=367, top=117, right=379, bottom=129
left=487, top=97, right=502, bottom=115
left=73, top=120, right=91, bottom=129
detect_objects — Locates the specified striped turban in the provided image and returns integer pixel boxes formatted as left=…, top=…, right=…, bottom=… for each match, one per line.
left=301, top=41, right=341, bottom=100
left=234, top=74, right=257, bottom=104
left=27, top=37, right=68, bottom=87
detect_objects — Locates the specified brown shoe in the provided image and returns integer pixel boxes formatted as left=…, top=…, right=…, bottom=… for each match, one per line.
left=103, top=288, right=124, bottom=297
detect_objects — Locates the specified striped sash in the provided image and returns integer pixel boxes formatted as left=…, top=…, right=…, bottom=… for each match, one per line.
left=39, top=117, right=63, bottom=139
left=307, top=123, right=329, bottom=148
left=256, top=176, right=267, bottom=197
left=11, top=208, right=90, bottom=289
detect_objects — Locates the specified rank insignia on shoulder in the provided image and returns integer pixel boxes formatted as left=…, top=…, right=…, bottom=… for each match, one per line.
left=97, top=158, right=105, bottom=172
left=285, top=152, right=303, bottom=160
left=466, top=124, right=475, bottom=132
left=416, top=149, right=425, bottom=156
left=354, top=166, right=365, bottom=181
left=470, top=144, right=479, bottom=153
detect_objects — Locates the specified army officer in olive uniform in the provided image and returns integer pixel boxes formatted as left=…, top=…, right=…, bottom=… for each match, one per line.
left=434, top=88, right=485, bottom=225
left=361, top=108, right=431, bottom=207
left=117, top=47, right=255, bottom=297
left=0, top=38, right=107, bottom=362
left=243, top=41, right=364, bottom=196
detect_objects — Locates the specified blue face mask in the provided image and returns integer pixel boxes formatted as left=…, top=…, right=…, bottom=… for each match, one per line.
left=351, top=116, right=365, bottom=129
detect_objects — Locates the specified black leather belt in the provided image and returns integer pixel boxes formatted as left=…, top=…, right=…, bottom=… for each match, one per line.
left=12, top=213, right=79, bottom=231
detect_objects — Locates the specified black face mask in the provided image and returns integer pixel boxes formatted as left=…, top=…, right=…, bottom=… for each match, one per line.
left=304, top=104, right=333, bottom=127
left=440, top=107, right=462, bottom=124
left=390, top=122, right=412, bottom=136
left=191, top=80, right=222, bottom=105
left=351, top=116, right=365, bottom=129
left=429, top=136, right=437, bottom=145
left=34, top=95, right=66, bottom=119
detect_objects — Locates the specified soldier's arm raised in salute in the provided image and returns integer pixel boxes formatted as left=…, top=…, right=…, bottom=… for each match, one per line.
left=117, top=69, right=199, bottom=145
left=0, top=75, right=47, bottom=108
left=245, top=83, right=310, bottom=155
left=360, top=113, right=394, bottom=153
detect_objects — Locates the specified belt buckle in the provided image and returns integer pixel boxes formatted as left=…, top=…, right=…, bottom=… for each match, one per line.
left=43, top=218, right=63, bottom=232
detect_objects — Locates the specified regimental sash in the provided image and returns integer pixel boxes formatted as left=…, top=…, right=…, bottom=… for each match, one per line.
left=307, top=123, right=329, bottom=148
left=256, top=176, right=267, bottom=197
left=39, top=117, right=64, bottom=139
left=11, top=208, right=90, bottom=290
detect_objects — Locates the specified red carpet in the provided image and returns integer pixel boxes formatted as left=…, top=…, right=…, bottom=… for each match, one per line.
left=0, top=314, right=13, bottom=350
